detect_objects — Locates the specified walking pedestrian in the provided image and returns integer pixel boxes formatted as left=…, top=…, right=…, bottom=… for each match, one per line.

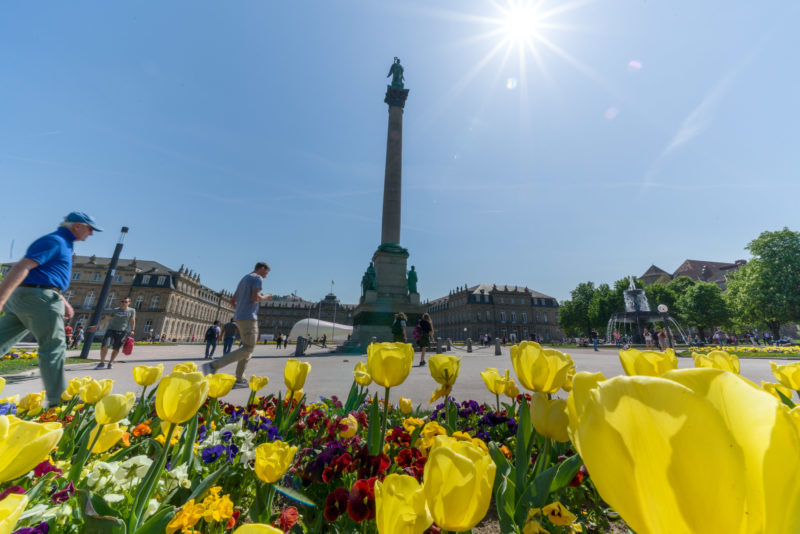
left=88, top=296, right=136, bottom=369
left=391, top=312, right=407, bottom=343
left=204, top=320, right=222, bottom=359
left=0, top=211, right=101, bottom=406
left=221, top=317, right=237, bottom=355
left=415, top=313, right=433, bottom=366
left=204, top=262, right=272, bottom=385
left=643, top=328, right=653, bottom=349
left=590, top=329, right=599, bottom=351
left=70, top=325, right=84, bottom=349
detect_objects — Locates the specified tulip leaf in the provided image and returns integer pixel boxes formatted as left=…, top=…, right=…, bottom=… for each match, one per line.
left=132, top=505, right=175, bottom=534
left=488, top=442, right=512, bottom=480
left=367, top=396, right=382, bottom=456
left=527, top=464, right=558, bottom=510
left=25, top=471, right=58, bottom=502
left=178, top=414, right=198, bottom=466
left=186, top=463, right=229, bottom=502
left=342, top=380, right=361, bottom=414
left=408, top=421, right=424, bottom=447
left=548, top=453, right=583, bottom=494
left=106, top=440, right=148, bottom=463
left=275, top=484, right=317, bottom=507
left=515, top=396, right=533, bottom=491
left=776, top=389, right=796, bottom=409
left=78, top=489, right=127, bottom=533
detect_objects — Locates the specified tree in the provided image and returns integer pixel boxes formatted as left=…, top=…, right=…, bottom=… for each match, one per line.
left=558, top=282, right=595, bottom=336
left=677, top=282, right=729, bottom=339
left=644, top=283, right=678, bottom=315
left=725, top=228, right=800, bottom=337
left=588, top=283, right=623, bottom=332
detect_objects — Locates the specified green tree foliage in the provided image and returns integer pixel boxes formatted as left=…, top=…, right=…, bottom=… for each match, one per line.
left=644, top=283, right=678, bottom=315
left=725, top=227, right=800, bottom=336
left=676, top=281, right=729, bottom=339
left=558, top=282, right=595, bottom=336
left=588, top=283, right=622, bottom=331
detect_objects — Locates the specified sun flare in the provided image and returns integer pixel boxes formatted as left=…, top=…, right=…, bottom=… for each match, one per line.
left=502, top=3, right=543, bottom=44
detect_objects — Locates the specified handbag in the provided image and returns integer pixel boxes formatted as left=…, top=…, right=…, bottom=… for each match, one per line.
left=122, top=335, right=135, bottom=356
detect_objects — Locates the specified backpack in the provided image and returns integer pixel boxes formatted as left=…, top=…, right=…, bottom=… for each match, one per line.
left=205, top=326, right=217, bottom=340
left=391, top=319, right=403, bottom=336
left=413, top=322, right=423, bottom=342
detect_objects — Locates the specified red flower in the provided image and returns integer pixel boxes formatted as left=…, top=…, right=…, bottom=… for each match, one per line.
left=354, top=446, right=390, bottom=479
left=324, top=487, right=349, bottom=522
left=347, top=478, right=377, bottom=523
left=386, top=427, right=411, bottom=447
left=279, top=506, right=299, bottom=531
left=226, top=509, right=240, bottom=530
left=569, top=465, right=588, bottom=487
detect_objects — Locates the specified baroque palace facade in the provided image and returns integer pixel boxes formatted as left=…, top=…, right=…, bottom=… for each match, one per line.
left=426, top=284, right=561, bottom=342
left=257, top=293, right=355, bottom=339
left=2, top=255, right=235, bottom=341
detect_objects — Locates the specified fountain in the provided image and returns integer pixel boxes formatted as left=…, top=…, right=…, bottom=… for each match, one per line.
left=606, top=277, right=688, bottom=345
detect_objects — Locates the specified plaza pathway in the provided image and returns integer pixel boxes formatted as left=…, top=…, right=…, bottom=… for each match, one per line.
left=3, top=344, right=789, bottom=408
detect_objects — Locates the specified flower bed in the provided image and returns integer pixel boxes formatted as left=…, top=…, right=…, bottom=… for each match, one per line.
left=1, top=342, right=799, bottom=533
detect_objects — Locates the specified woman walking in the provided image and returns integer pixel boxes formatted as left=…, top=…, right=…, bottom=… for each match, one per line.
left=416, top=313, right=433, bottom=366
left=643, top=328, right=653, bottom=349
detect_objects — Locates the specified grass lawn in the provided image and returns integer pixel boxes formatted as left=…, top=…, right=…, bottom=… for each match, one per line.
left=0, top=356, right=86, bottom=375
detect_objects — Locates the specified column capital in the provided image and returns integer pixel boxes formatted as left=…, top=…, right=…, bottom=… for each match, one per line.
left=384, top=87, right=410, bottom=108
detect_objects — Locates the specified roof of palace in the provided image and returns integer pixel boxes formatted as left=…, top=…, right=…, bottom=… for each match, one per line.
left=640, top=264, right=671, bottom=279
left=672, top=259, right=740, bottom=281
left=72, top=255, right=173, bottom=274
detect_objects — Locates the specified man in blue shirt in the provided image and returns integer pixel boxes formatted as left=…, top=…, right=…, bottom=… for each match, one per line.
left=204, top=262, right=272, bottom=385
left=0, top=212, right=102, bottom=406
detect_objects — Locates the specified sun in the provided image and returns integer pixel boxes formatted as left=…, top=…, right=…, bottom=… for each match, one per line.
left=501, top=2, right=543, bottom=45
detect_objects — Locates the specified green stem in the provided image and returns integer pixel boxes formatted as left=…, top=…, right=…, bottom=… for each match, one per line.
left=131, top=421, right=176, bottom=530
left=262, top=483, right=276, bottom=523
left=533, top=438, right=552, bottom=480
left=495, top=393, right=500, bottom=413
left=247, top=390, right=256, bottom=407
left=379, top=386, right=391, bottom=448
left=288, top=389, right=294, bottom=406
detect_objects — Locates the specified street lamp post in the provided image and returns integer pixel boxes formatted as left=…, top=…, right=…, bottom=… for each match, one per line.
left=331, top=280, right=336, bottom=343
left=80, top=227, right=129, bottom=359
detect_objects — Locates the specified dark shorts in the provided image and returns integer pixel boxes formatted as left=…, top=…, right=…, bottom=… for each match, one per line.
left=102, top=329, right=126, bottom=350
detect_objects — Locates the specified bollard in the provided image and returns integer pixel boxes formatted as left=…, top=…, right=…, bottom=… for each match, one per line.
left=437, top=337, right=444, bottom=353
left=446, top=338, right=452, bottom=351
left=295, top=336, right=306, bottom=357
left=467, top=338, right=472, bottom=353
left=495, top=338, right=502, bottom=356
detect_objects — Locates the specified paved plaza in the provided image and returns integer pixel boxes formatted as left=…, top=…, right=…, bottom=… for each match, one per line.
left=3, top=344, right=789, bottom=408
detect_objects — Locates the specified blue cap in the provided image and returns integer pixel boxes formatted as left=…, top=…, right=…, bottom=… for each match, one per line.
left=65, top=211, right=103, bottom=232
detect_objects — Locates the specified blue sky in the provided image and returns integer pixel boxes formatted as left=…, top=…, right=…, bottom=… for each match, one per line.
left=2, top=0, right=798, bottom=304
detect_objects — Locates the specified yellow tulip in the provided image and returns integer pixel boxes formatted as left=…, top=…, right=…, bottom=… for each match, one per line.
left=353, top=361, right=372, bottom=386
left=0, top=377, right=5, bottom=396
left=531, top=393, right=569, bottom=442
left=291, top=389, right=304, bottom=403
left=95, top=392, right=135, bottom=425
left=0, top=415, right=63, bottom=482
left=254, top=440, right=297, bottom=483
left=232, top=525, right=283, bottom=534
left=132, top=364, right=164, bottom=386
left=172, top=362, right=198, bottom=374
left=399, top=397, right=413, bottom=415
left=207, top=374, right=236, bottom=399
left=423, top=435, right=495, bottom=531
left=0, top=493, right=28, bottom=534
left=339, top=414, right=358, bottom=438
left=79, top=378, right=114, bottom=403
left=480, top=368, right=509, bottom=395
left=61, top=376, right=91, bottom=401
left=761, top=381, right=794, bottom=401
left=375, top=473, right=433, bottom=534
left=18, top=391, right=45, bottom=416
left=0, top=395, right=19, bottom=405
left=249, top=375, right=269, bottom=392
left=510, top=342, right=574, bottom=393
left=562, top=366, right=577, bottom=393
left=692, top=350, right=740, bottom=374
left=566, top=368, right=800, bottom=533
left=89, top=422, right=126, bottom=453
left=427, top=354, right=461, bottom=404
left=367, top=342, right=414, bottom=389
left=505, top=378, right=520, bottom=399
left=771, top=361, right=800, bottom=390
left=284, top=359, right=311, bottom=392
left=155, top=372, right=209, bottom=424
left=618, top=347, right=677, bottom=377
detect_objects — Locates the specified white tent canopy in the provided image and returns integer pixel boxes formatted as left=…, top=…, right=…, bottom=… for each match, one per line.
left=289, top=318, right=353, bottom=343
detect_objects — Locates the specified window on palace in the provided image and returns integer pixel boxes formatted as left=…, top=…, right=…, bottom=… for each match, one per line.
left=83, top=291, right=95, bottom=307
left=134, top=296, right=144, bottom=310
left=157, top=276, right=166, bottom=285
left=106, top=292, right=115, bottom=308
left=536, top=312, right=541, bottom=322
left=500, top=311, right=506, bottom=322
left=142, top=275, right=151, bottom=284
left=499, top=297, right=504, bottom=304
left=522, top=312, right=528, bottom=323
left=64, top=290, right=74, bottom=302
left=113, top=274, right=122, bottom=282
left=486, top=310, right=491, bottom=321
left=144, top=320, right=153, bottom=333
left=510, top=298, right=515, bottom=304
left=93, top=273, right=102, bottom=282
left=511, top=312, right=517, bottom=323
left=72, top=272, right=81, bottom=280
left=76, top=315, right=87, bottom=326
left=544, top=313, right=549, bottom=323
left=150, top=296, right=160, bottom=310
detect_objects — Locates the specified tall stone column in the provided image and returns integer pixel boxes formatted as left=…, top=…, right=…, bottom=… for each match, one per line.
left=381, top=87, right=409, bottom=245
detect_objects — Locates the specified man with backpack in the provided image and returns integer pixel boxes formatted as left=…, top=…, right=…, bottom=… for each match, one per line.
left=221, top=318, right=238, bottom=355
left=204, top=320, right=222, bottom=359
